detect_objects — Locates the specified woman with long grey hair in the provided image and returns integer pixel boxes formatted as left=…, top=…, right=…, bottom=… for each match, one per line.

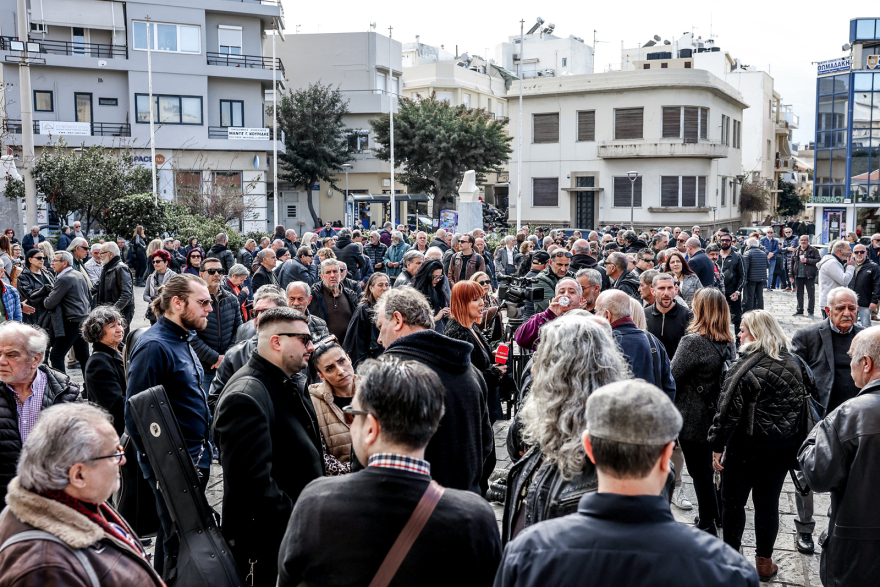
left=501, top=314, right=632, bottom=544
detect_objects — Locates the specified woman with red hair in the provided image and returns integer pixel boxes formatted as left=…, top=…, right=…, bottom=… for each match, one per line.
left=143, top=249, right=176, bottom=324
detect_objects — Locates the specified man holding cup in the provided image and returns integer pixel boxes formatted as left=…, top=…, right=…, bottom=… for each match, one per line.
left=789, top=235, right=821, bottom=317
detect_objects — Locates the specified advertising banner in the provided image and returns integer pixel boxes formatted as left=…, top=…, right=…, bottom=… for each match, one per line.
left=228, top=127, right=270, bottom=140
left=39, top=121, right=91, bottom=136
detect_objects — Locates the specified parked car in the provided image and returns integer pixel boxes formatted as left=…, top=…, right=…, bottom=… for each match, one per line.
left=736, top=226, right=767, bottom=238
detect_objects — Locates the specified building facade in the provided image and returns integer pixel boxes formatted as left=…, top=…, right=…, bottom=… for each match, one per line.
left=508, top=69, right=745, bottom=230
left=810, top=18, right=880, bottom=243
left=0, top=0, right=285, bottom=233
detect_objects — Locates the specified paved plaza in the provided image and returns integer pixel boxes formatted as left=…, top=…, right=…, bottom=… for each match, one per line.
left=65, top=285, right=835, bottom=585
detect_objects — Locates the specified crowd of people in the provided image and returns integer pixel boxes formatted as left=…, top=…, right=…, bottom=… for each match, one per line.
left=0, top=219, right=877, bottom=587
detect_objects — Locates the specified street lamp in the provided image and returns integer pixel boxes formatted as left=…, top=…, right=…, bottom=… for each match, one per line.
left=627, top=170, right=639, bottom=230
left=341, top=163, right=352, bottom=228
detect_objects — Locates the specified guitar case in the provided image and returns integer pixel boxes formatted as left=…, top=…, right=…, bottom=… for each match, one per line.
left=128, top=384, right=242, bottom=587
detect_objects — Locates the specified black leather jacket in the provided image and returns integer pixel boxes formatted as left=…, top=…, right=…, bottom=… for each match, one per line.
left=719, top=248, right=745, bottom=295
left=16, top=267, right=55, bottom=325
left=96, top=255, right=135, bottom=319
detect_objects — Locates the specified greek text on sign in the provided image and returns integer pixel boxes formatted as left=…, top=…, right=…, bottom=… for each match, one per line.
left=228, top=127, right=270, bottom=140
left=868, top=56, right=880, bottom=71
left=39, top=121, right=91, bottom=136
left=817, top=57, right=851, bottom=76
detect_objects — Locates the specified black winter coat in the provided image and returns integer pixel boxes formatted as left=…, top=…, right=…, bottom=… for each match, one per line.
left=719, top=249, right=745, bottom=295
left=96, top=255, right=135, bottom=324
left=742, top=246, right=769, bottom=282
left=164, top=247, right=186, bottom=273
left=688, top=250, right=716, bottom=288
left=279, top=258, right=316, bottom=289
left=444, top=318, right=504, bottom=421
left=791, top=320, right=864, bottom=409
left=569, top=253, right=611, bottom=290
left=429, top=237, right=449, bottom=253
left=362, top=242, right=388, bottom=272
left=191, top=287, right=243, bottom=372
left=849, top=259, right=880, bottom=307
left=342, top=302, right=383, bottom=368
left=645, top=301, right=693, bottom=359
left=213, top=352, right=323, bottom=586
left=16, top=267, right=54, bottom=325
left=208, top=243, right=236, bottom=273
left=0, top=366, right=79, bottom=501
left=84, top=342, right=126, bottom=437
left=670, top=334, right=735, bottom=443
left=237, top=247, right=254, bottom=268
left=332, top=236, right=365, bottom=281
left=383, top=330, right=493, bottom=494
left=306, top=282, right=358, bottom=324
left=612, top=268, right=641, bottom=299
left=251, top=264, right=279, bottom=292
left=788, top=245, right=821, bottom=280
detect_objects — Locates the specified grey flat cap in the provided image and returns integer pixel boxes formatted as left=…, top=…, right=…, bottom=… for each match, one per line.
left=586, top=380, right=682, bottom=445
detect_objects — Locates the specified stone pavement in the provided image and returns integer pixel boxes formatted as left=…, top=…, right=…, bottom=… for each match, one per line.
left=66, top=285, right=829, bottom=584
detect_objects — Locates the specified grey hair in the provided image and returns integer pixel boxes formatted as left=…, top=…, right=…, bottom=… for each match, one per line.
left=621, top=230, right=636, bottom=242
left=257, top=248, right=275, bottom=262
left=320, top=258, right=339, bottom=272
left=685, top=237, right=701, bottom=250
left=425, top=247, right=443, bottom=260
left=54, top=250, right=74, bottom=267
left=374, top=287, right=433, bottom=329
left=216, top=232, right=228, bottom=244
left=228, top=263, right=249, bottom=278
left=18, top=404, right=114, bottom=493
left=575, top=268, right=602, bottom=287
left=504, top=235, right=515, bottom=244
left=827, top=286, right=857, bottom=308
left=102, top=242, right=120, bottom=257
left=392, top=231, right=403, bottom=241
left=339, top=228, right=352, bottom=238
left=519, top=315, right=632, bottom=480
left=747, top=237, right=759, bottom=248
left=402, top=249, right=424, bottom=265
left=0, top=322, right=49, bottom=356
left=571, top=239, right=590, bottom=254
left=89, top=244, right=102, bottom=253
left=595, top=290, right=632, bottom=322
left=830, top=240, right=849, bottom=255
left=739, top=309, right=790, bottom=360
left=652, top=272, right=675, bottom=288
left=67, top=237, right=88, bottom=253
left=286, top=281, right=311, bottom=297
left=606, top=251, right=628, bottom=272
left=851, top=327, right=880, bottom=371
left=639, top=268, right=659, bottom=286
left=451, top=234, right=462, bottom=247
left=556, top=277, right=583, bottom=296
left=253, top=285, right=287, bottom=308
left=81, top=305, right=125, bottom=344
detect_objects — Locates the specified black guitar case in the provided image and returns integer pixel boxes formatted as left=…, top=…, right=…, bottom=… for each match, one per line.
left=128, top=385, right=242, bottom=587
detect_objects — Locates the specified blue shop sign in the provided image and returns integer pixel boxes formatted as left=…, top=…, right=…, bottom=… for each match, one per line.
left=817, top=57, right=851, bottom=76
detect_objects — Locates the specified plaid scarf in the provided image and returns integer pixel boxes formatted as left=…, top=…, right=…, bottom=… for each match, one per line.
left=39, top=490, right=146, bottom=559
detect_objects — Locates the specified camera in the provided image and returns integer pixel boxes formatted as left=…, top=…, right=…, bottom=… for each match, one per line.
left=497, top=274, right=545, bottom=305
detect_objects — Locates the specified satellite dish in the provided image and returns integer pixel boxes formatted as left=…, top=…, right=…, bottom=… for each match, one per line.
left=842, top=43, right=852, bottom=51
left=653, top=35, right=661, bottom=41
left=370, top=22, right=376, bottom=30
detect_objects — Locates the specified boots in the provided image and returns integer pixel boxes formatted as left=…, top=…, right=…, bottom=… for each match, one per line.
left=755, top=556, right=778, bottom=582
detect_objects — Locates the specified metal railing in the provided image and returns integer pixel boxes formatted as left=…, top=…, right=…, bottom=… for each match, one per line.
left=0, top=36, right=127, bottom=58
left=3, top=119, right=131, bottom=137
left=207, top=52, right=285, bottom=75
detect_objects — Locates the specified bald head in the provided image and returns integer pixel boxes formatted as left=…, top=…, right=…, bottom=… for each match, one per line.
left=685, top=237, right=702, bottom=253
left=572, top=239, right=590, bottom=255
left=594, top=290, right=633, bottom=323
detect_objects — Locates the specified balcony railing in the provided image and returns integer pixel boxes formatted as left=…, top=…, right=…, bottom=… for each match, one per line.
left=597, top=140, right=728, bottom=159
left=3, top=119, right=131, bottom=137
left=207, top=52, right=285, bottom=75
left=0, top=36, right=127, bottom=58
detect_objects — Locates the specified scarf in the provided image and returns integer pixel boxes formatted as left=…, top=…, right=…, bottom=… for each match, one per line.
left=39, top=489, right=147, bottom=559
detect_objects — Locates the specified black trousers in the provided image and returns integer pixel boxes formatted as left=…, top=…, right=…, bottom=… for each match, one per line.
left=795, top=277, right=815, bottom=314
left=148, top=467, right=210, bottom=578
left=721, top=444, right=797, bottom=558
left=49, top=318, right=90, bottom=375
left=743, top=281, right=764, bottom=312
left=727, top=297, right=742, bottom=340
left=679, top=439, right=719, bottom=534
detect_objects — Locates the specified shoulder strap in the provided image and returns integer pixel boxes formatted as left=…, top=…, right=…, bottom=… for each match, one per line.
left=0, top=529, right=100, bottom=587
left=368, top=480, right=445, bottom=587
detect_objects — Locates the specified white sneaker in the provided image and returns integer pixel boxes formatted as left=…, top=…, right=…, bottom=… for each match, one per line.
left=672, top=487, right=693, bottom=510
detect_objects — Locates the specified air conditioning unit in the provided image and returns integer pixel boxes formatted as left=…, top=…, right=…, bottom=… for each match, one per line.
left=544, top=69, right=555, bottom=76
left=29, top=22, right=47, bottom=33
left=513, top=53, right=520, bottom=61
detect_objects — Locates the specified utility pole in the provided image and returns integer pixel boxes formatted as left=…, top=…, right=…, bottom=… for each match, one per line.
left=273, top=21, right=278, bottom=227
left=146, top=17, right=157, bottom=205
left=517, top=19, right=524, bottom=232
left=16, top=0, right=37, bottom=227
left=389, top=26, right=395, bottom=228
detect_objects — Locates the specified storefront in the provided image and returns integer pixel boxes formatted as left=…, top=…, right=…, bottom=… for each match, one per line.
left=823, top=207, right=847, bottom=242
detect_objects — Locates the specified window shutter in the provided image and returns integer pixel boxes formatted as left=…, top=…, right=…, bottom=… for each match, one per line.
left=721, top=178, right=727, bottom=206
left=613, top=176, right=641, bottom=207
left=732, top=182, right=737, bottom=205
left=577, top=110, right=595, bottom=141
left=700, top=108, right=708, bottom=139
left=614, top=108, right=643, bottom=139
left=726, top=117, right=731, bottom=146
left=533, top=113, right=559, bottom=143
left=660, top=176, right=679, bottom=207
left=662, top=107, right=681, bottom=138
left=697, top=176, right=706, bottom=207
left=683, top=107, right=699, bottom=141
left=533, top=178, right=559, bottom=206
left=681, top=176, right=697, bottom=207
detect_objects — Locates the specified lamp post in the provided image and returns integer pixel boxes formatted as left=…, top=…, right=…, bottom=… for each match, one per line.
left=145, top=17, right=157, bottom=206
left=627, top=170, right=639, bottom=231
left=389, top=26, right=396, bottom=228
left=15, top=0, right=37, bottom=227
left=341, top=163, right=352, bottom=228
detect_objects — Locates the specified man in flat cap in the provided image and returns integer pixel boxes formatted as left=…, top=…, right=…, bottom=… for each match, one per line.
left=494, top=381, right=758, bottom=587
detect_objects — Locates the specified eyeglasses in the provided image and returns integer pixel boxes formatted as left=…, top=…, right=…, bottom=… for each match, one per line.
left=32, top=256, right=45, bottom=261
left=190, top=255, right=202, bottom=259
left=202, top=268, right=225, bottom=275
left=478, top=280, right=491, bottom=286
left=677, top=239, right=687, bottom=243
left=87, top=445, right=125, bottom=465
left=152, top=260, right=165, bottom=265
left=640, top=258, right=655, bottom=263
left=854, top=251, right=867, bottom=255
left=341, top=405, right=372, bottom=426
left=192, top=298, right=212, bottom=308
left=277, top=332, right=313, bottom=346
left=552, top=251, right=572, bottom=258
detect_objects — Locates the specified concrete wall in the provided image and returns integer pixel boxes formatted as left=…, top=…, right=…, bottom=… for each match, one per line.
left=495, top=35, right=593, bottom=77
left=402, top=60, right=509, bottom=114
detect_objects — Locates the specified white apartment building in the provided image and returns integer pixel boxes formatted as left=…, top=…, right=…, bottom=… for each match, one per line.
left=509, top=69, right=746, bottom=230
left=495, top=29, right=594, bottom=78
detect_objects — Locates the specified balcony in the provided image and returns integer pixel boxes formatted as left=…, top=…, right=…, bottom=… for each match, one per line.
left=0, top=36, right=126, bottom=59
left=597, top=140, right=729, bottom=159
left=3, top=119, right=130, bottom=137
left=207, top=52, right=285, bottom=76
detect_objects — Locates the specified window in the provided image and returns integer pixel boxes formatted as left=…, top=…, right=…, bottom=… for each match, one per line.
left=98, top=97, right=118, bottom=106
left=72, top=27, right=86, bottom=55
left=463, top=93, right=471, bottom=108
left=218, top=25, right=242, bottom=55
left=391, top=76, right=399, bottom=97
left=721, top=177, right=727, bottom=206
left=176, top=171, right=201, bottom=196
left=135, top=94, right=203, bottom=125
left=498, top=103, right=504, bottom=118
left=662, top=107, right=708, bottom=140
left=562, top=58, right=568, bottom=67
left=732, top=181, right=737, bottom=206
left=75, top=93, right=92, bottom=123
left=576, top=176, right=595, bottom=188
left=700, top=108, right=708, bottom=139
left=347, top=130, right=369, bottom=152
left=376, top=72, right=387, bottom=94
left=726, top=117, right=731, bottom=146
left=220, top=100, right=244, bottom=127
left=659, top=176, right=707, bottom=207
left=767, top=139, right=772, bottom=161
left=733, top=120, right=739, bottom=148
left=684, top=62, right=692, bottom=69
left=214, top=171, right=242, bottom=194
left=34, top=91, right=53, bottom=112
left=613, top=176, right=642, bottom=207
left=287, top=205, right=298, bottom=217
left=614, top=108, right=643, bottom=139
left=532, top=178, right=559, bottom=206
left=643, top=64, right=650, bottom=69
left=661, top=63, right=668, bottom=69
left=133, top=21, right=200, bottom=54
left=533, top=113, right=559, bottom=143
left=577, top=110, right=595, bottom=141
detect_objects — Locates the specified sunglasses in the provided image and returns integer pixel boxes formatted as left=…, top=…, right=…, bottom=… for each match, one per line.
left=32, top=256, right=45, bottom=261
left=552, top=251, right=573, bottom=258
left=478, top=280, right=491, bottom=286
left=190, top=255, right=202, bottom=259
left=677, top=239, right=687, bottom=243
left=87, top=445, right=125, bottom=465
left=277, top=332, right=313, bottom=345
left=342, top=405, right=371, bottom=426
left=854, top=251, right=867, bottom=255
left=640, top=258, right=655, bottom=263
left=192, top=298, right=212, bottom=308
left=152, top=260, right=165, bottom=265
left=202, top=268, right=225, bottom=275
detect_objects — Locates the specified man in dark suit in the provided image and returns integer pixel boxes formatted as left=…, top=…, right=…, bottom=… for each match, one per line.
left=42, top=250, right=91, bottom=376
left=684, top=237, right=716, bottom=287
left=790, top=286, right=863, bottom=555
left=251, top=248, right=279, bottom=292
left=277, top=355, right=502, bottom=587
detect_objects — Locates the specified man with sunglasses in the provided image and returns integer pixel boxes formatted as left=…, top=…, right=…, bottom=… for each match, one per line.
left=213, top=307, right=322, bottom=587
left=191, top=257, right=242, bottom=391
left=447, top=233, right=486, bottom=286
left=846, top=244, right=880, bottom=328
left=717, top=233, right=745, bottom=335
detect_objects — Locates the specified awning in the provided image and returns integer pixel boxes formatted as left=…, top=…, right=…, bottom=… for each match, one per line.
left=33, top=0, right=125, bottom=31
left=561, top=187, right=605, bottom=192
left=352, top=193, right=429, bottom=202
left=493, top=182, right=509, bottom=188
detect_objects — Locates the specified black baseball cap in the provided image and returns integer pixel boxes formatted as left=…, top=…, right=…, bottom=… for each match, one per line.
left=532, top=251, right=551, bottom=263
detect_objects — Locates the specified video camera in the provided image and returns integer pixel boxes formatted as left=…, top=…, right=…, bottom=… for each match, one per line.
left=497, top=274, right=544, bottom=306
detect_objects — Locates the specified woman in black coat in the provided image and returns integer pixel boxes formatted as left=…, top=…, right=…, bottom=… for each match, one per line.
left=411, top=258, right=449, bottom=333
left=343, top=273, right=390, bottom=367
left=131, top=225, right=148, bottom=287
left=16, top=248, right=55, bottom=326
left=81, top=306, right=127, bottom=434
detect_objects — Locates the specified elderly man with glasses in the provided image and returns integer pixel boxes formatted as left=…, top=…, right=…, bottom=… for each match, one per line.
left=43, top=251, right=91, bottom=376
left=847, top=244, right=880, bottom=327
left=95, top=242, right=135, bottom=335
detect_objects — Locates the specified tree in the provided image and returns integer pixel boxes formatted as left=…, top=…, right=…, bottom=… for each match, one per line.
left=102, top=193, right=174, bottom=240
left=272, top=82, right=353, bottom=227
left=739, top=181, right=770, bottom=217
left=370, top=93, right=512, bottom=219
left=776, top=178, right=804, bottom=217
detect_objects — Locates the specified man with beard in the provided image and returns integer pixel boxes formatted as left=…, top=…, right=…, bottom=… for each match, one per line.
left=125, top=273, right=214, bottom=578
left=213, top=307, right=322, bottom=587
left=717, top=233, right=745, bottom=338
left=644, top=273, right=693, bottom=359
left=287, top=281, right=330, bottom=340
left=191, top=257, right=242, bottom=391
left=575, top=268, right=602, bottom=313
left=307, top=260, right=358, bottom=341
left=651, top=233, right=669, bottom=259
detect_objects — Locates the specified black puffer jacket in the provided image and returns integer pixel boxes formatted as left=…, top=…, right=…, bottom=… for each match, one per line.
left=708, top=349, right=811, bottom=453
left=332, top=236, right=365, bottom=281
left=190, top=287, right=243, bottom=372
left=96, top=255, right=135, bottom=323
left=16, top=267, right=55, bottom=325
left=208, top=243, right=236, bottom=273
left=0, top=366, right=80, bottom=501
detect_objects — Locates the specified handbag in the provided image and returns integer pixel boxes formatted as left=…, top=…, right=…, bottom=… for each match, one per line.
left=368, top=480, right=445, bottom=587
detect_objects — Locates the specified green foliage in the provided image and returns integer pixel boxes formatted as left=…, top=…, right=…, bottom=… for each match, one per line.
left=3, top=175, right=24, bottom=202
left=776, top=179, right=804, bottom=217
left=242, top=230, right=268, bottom=245
left=101, top=193, right=173, bottom=241
left=272, top=82, right=353, bottom=227
left=370, top=94, right=512, bottom=219
left=166, top=206, right=245, bottom=253
left=739, top=181, right=770, bottom=214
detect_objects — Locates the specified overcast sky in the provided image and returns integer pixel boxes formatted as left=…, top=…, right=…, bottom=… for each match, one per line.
left=280, top=0, right=861, bottom=147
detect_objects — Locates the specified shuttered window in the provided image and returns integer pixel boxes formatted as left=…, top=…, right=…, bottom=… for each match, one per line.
left=700, top=108, right=708, bottom=139
left=532, top=178, right=559, bottom=206
left=697, top=176, right=706, bottom=207
left=577, top=110, right=595, bottom=141
left=683, top=107, right=699, bottom=141
left=533, top=113, right=559, bottom=143
left=732, top=182, right=737, bottom=205
left=721, top=178, right=727, bottom=206
left=681, top=176, right=697, bottom=207
left=660, top=176, right=679, bottom=207
left=721, top=115, right=728, bottom=145
left=614, top=108, right=643, bottom=139
left=613, top=176, right=642, bottom=207
left=662, top=107, right=681, bottom=138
